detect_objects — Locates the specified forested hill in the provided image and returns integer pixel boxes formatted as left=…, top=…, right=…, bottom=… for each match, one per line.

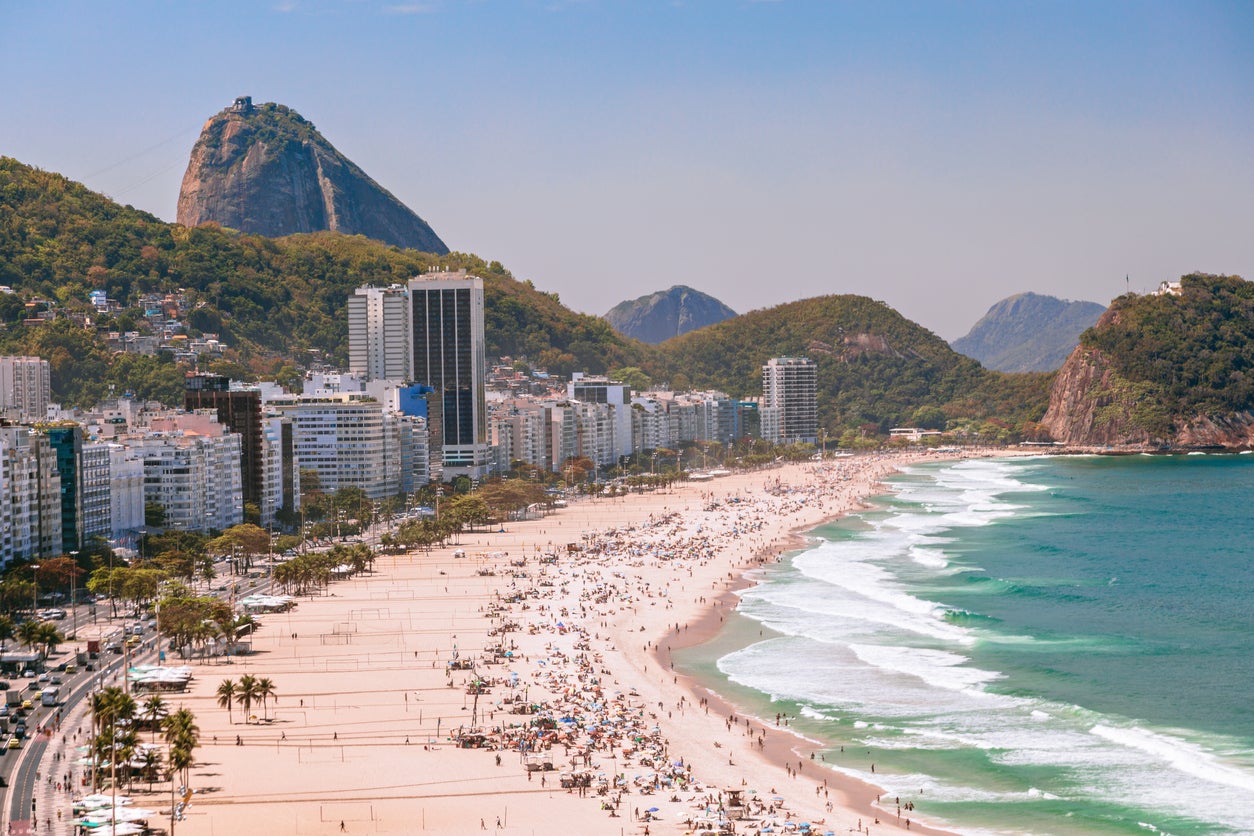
left=657, top=295, right=1054, bottom=437
left=1, top=155, right=1051, bottom=440
left=0, top=157, right=646, bottom=406
left=1042, top=273, right=1254, bottom=447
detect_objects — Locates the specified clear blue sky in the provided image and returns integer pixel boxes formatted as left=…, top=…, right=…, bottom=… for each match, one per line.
left=4, top=1, right=1252, bottom=338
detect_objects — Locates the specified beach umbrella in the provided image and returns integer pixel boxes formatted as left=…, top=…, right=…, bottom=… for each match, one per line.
left=646, top=807, right=659, bottom=813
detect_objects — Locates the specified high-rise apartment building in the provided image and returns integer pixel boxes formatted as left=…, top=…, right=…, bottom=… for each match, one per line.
left=41, top=424, right=84, bottom=554
left=348, top=285, right=413, bottom=382
left=409, top=270, right=491, bottom=480
left=141, top=413, right=244, bottom=533
left=762, top=357, right=817, bottom=444
left=184, top=374, right=264, bottom=509
left=0, top=356, right=51, bottom=421
left=0, top=427, right=62, bottom=564
left=268, top=393, right=400, bottom=500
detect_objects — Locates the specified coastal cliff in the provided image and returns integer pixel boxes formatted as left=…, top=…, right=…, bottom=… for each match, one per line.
left=177, top=98, right=448, bottom=254
left=1041, top=274, right=1254, bottom=449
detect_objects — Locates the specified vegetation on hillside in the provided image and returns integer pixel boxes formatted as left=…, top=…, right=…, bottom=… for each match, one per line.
left=1, top=155, right=1054, bottom=439
left=658, top=295, right=1054, bottom=436
left=1081, top=273, right=1254, bottom=418
left=0, top=157, right=647, bottom=404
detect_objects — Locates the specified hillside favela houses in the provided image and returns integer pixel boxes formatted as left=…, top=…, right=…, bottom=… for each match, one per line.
left=0, top=270, right=822, bottom=564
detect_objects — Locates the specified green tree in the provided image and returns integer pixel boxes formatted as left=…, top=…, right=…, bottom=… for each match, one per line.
left=216, top=679, right=236, bottom=724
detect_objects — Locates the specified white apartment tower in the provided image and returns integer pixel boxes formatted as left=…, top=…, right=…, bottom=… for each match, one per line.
left=409, top=270, right=491, bottom=480
left=762, top=357, right=818, bottom=444
left=0, top=356, right=51, bottom=421
left=347, top=286, right=413, bottom=382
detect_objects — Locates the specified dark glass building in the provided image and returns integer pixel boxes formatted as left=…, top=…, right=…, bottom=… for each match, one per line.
left=408, top=271, right=490, bottom=479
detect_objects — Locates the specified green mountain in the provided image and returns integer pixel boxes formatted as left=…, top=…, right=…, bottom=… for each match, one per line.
left=604, top=285, right=736, bottom=343
left=952, top=292, right=1106, bottom=372
left=178, top=98, right=448, bottom=254
left=658, top=294, right=1053, bottom=438
left=0, top=157, right=643, bottom=406
left=0, top=155, right=1050, bottom=442
left=1042, top=273, right=1254, bottom=448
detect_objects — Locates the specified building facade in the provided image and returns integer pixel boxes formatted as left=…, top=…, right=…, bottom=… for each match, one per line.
left=0, top=356, right=51, bottom=421
left=184, top=374, right=264, bottom=509
left=348, top=285, right=413, bottom=382
left=0, top=427, right=62, bottom=564
left=268, top=394, right=400, bottom=500
left=762, top=357, right=817, bottom=444
left=409, top=270, right=491, bottom=480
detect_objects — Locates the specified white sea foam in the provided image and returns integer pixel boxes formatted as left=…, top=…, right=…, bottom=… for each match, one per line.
left=848, top=643, right=1002, bottom=692
left=1090, top=724, right=1254, bottom=793
left=722, top=457, right=1254, bottom=834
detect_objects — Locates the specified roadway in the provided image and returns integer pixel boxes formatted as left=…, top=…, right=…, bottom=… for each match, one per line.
left=0, top=599, right=141, bottom=832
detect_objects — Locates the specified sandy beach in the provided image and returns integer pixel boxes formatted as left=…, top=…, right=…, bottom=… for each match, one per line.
left=43, top=450, right=984, bottom=835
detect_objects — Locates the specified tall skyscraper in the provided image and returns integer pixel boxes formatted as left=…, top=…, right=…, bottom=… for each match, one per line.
left=42, top=424, right=84, bottom=554
left=0, top=356, right=51, bottom=421
left=762, top=357, right=817, bottom=444
left=347, top=285, right=412, bottom=381
left=409, top=270, right=491, bottom=480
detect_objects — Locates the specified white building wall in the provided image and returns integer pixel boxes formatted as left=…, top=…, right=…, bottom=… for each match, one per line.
left=0, top=356, right=51, bottom=421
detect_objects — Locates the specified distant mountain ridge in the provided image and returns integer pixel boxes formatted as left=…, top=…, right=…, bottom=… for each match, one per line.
left=177, top=97, right=448, bottom=254
left=604, top=285, right=736, bottom=343
left=952, top=292, right=1106, bottom=372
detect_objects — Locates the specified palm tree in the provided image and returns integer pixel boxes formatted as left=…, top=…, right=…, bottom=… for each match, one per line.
left=142, top=694, right=168, bottom=742
left=215, top=679, right=237, bottom=725
left=91, top=686, right=137, bottom=804
left=139, top=747, right=163, bottom=791
left=255, top=677, right=277, bottom=722
left=235, top=674, right=259, bottom=724
left=35, top=622, right=65, bottom=659
left=0, top=614, right=14, bottom=652
left=163, top=707, right=200, bottom=832
left=17, top=619, right=41, bottom=653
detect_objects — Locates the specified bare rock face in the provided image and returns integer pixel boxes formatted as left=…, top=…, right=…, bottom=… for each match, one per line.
left=1042, top=306, right=1254, bottom=449
left=177, top=98, right=448, bottom=254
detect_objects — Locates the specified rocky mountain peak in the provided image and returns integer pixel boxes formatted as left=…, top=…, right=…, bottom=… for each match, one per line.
left=603, top=285, right=736, bottom=344
left=177, top=98, right=448, bottom=254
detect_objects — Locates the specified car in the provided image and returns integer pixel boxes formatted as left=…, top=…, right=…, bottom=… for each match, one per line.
left=20, top=701, right=31, bottom=712
left=0, top=681, right=8, bottom=691
left=49, top=675, right=62, bottom=685
left=6, top=737, right=18, bottom=749
left=13, top=723, right=25, bottom=739
left=20, top=670, right=34, bottom=679
left=37, top=673, right=49, bottom=683
left=104, top=642, right=122, bottom=654
left=0, top=705, right=8, bottom=718
left=63, top=665, right=76, bottom=675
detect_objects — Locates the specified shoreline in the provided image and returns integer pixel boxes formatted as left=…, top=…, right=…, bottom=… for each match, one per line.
left=648, top=458, right=959, bottom=836
left=39, top=449, right=1008, bottom=836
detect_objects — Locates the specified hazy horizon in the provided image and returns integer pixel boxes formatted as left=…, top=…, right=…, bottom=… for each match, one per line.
left=4, top=1, right=1251, bottom=340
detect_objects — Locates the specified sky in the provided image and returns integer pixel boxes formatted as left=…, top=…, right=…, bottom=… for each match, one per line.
left=3, top=1, right=1252, bottom=339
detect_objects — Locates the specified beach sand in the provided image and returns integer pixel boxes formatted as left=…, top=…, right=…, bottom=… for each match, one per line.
left=47, top=450, right=980, bottom=835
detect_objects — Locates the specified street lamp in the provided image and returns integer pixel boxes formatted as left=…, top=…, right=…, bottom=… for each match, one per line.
left=69, top=550, right=79, bottom=639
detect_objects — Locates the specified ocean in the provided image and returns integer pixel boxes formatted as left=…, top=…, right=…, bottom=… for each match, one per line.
left=677, top=454, right=1254, bottom=835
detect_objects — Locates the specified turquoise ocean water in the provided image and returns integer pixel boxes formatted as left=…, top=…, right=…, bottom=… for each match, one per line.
left=677, top=454, right=1254, bottom=835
